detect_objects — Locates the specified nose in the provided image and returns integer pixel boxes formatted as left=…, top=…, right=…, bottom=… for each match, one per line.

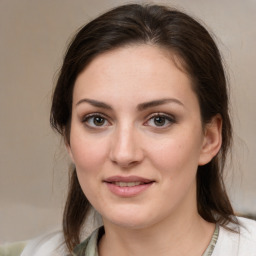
left=109, top=125, right=144, bottom=168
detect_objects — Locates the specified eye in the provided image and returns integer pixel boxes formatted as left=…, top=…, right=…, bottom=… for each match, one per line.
left=145, top=113, right=175, bottom=128
left=82, top=113, right=110, bottom=128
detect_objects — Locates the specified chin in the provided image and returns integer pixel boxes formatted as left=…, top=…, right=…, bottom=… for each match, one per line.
left=101, top=205, right=158, bottom=230
left=108, top=218, right=151, bottom=230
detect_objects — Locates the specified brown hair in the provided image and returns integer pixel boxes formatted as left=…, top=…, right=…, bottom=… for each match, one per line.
left=50, top=3, right=237, bottom=252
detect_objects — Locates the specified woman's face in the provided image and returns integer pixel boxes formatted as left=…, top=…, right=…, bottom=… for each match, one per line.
left=68, top=45, right=214, bottom=229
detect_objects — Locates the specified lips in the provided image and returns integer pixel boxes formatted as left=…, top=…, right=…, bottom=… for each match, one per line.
left=112, top=181, right=143, bottom=187
left=104, top=176, right=154, bottom=197
left=104, top=176, right=154, bottom=187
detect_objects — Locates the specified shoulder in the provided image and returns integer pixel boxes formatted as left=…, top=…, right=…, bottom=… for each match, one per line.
left=238, top=216, right=256, bottom=239
left=213, top=217, right=256, bottom=256
left=238, top=217, right=256, bottom=250
left=20, top=231, right=68, bottom=256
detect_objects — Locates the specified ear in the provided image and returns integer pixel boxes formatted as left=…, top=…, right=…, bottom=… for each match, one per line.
left=198, top=115, right=222, bottom=166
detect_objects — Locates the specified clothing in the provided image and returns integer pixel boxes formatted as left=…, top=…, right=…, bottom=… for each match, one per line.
left=73, top=225, right=219, bottom=256
left=20, top=231, right=68, bottom=256
left=21, top=217, right=256, bottom=256
left=74, top=225, right=219, bottom=256
left=212, top=217, right=256, bottom=255
left=73, top=217, right=256, bottom=256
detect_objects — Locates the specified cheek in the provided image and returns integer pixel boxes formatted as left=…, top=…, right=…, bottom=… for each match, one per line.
left=147, top=132, right=202, bottom=178
left=69, top=132, right=110, bottom=203
left=69, top=130, right=109, bottom=174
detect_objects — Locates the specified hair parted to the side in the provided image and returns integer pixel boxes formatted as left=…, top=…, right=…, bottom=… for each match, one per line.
left=50, top=3, right=237, bottom=252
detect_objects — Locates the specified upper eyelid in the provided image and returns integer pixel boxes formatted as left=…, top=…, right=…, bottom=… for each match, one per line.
left=145, top=112, right=176, bottom=126
left=80, top=112, right=176, bottom=124
left=146, top=112, right=175, bottom=120
left=82, top=113, right=111, bottom=128
left=82, top=112, right=111, bottom=121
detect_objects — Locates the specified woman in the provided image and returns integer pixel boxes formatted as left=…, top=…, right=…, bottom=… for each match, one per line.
left=22, top=3, right=256, bottom=256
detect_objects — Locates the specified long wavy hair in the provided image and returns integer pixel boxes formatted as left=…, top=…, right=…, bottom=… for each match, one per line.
left=50, top=3, right=237, bottom=252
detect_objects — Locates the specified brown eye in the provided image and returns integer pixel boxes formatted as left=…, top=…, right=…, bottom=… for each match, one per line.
left=145, top=113, right=175, bottom=128
left=83, top=114, right=109, bottom=128
left=93, top=116, right=105, bottom=126
left=153, top=116, right=167, bottom=126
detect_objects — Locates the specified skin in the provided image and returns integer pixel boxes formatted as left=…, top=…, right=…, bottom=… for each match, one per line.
left=67, top=45, right=222, bottom=256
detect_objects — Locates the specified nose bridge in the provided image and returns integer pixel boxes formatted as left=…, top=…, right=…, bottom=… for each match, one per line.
left=110, top=121, right=142, bottom=167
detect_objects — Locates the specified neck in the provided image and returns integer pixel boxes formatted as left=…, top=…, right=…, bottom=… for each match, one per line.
left=98, top=211, right=215, bottom=256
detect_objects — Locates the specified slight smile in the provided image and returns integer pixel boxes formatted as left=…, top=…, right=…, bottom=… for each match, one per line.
left=104, top=176, right=155, bottom=197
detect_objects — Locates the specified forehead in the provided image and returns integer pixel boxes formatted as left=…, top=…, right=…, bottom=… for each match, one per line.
left=73, top=44, right=197, bottom=108
left=84, top=44, right=186, bottom=76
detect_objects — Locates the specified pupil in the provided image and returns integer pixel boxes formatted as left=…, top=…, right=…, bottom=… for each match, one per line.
left=154, top=116, right=165, bottom=126
left=94, top=116, right=104, bottom=126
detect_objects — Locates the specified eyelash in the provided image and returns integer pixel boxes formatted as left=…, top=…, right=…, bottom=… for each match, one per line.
left=82, top=112, right=176, bottom=129
left=144, top=113, right=176, bottom=128
left=82, top=113, right=111, bottom=128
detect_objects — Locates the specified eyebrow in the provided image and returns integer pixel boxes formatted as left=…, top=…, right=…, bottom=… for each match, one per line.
left=76, top=98, right=113, bottom=110
left=137, top=98, right=184, bottom=111
left=76, top=98, right=183, bottom=111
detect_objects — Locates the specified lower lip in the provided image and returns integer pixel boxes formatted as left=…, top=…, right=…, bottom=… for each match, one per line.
left=105, top=182, right=154, bottom=197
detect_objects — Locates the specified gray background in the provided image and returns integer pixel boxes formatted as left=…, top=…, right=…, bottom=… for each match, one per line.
left=1, top=0, right=255, bottom=243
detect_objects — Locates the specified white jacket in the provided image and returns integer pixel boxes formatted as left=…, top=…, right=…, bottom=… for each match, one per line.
left=21, top=217, right=256, bottom=256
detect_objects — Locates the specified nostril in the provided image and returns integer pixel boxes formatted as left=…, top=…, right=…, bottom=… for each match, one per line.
left=111, top=159, right=140, bottom=168
left=109, top=130, right=144, bottom=167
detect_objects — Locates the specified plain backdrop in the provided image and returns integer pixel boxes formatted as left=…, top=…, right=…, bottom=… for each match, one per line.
left=1, top=0, right=256, bottom=243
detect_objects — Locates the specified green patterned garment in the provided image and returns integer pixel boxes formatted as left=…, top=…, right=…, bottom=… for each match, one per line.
left=202, top=225, right=219, bottom=256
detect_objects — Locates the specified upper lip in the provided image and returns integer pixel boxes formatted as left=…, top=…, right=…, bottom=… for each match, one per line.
left=104, top=176, right=154, bottom=183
